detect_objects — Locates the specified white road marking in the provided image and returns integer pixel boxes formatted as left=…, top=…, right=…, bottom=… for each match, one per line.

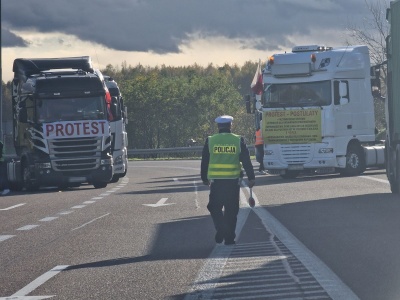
left=247, top=187, right=359, bottom=300
left=0, top=203, right=26, bottom=211
left=185, top=192, right=251, bottom=299
left=99, top=193, right=110, bottom=196
left=362, top=175, right=389, bottom=184
left=186, top=186, right=358, bottom=300
left=143, top=197, right=175, bottom=207
left=7, top=265, right=69, bottom=298
left=70, top=205, right=86, bottom=209
left=17, top=225, right=39, bottom=231
left=58, top=211, right=73, bottom=215
left=82, top=201, right=96, bottom=204
left=0, top=235, right=15, bottom=242
left=39, top=217, right=58, bottom=222
left=193, top=181, right=200, bottom=209
left=71, top=213, right=110, bottom=231
left=91, top=197, right=103, bottom=200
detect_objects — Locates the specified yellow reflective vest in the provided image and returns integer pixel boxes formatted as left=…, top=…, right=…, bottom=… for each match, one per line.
left=207, top=133, right=241, bottom=179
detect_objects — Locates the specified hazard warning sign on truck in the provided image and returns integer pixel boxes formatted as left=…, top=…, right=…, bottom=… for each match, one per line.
left=262, top=109, right=321, bottom=144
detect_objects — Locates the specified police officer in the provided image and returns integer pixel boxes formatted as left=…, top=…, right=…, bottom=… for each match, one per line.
left=201, top=115, right=255, bottom=245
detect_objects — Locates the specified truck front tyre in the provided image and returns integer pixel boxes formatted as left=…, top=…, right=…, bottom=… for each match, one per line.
left=280, top=170, right=300, bottom=179
left=340, top=145, right=365, bottom=176
left=93, top=182, right=107, bottom=189
left=22, top=162, right=39, bottom=191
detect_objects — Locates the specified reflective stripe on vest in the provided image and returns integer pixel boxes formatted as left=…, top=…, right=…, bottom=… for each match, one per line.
left=255, top=129, right=264, bottom=146
left=208, top=133, right=241, bottom=179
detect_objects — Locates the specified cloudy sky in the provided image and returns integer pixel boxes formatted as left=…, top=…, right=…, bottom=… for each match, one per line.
left=1, top=0, right=386, bottom=82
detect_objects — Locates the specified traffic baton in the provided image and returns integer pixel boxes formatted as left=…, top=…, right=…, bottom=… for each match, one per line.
left=248, top=187, right=255, bottom=208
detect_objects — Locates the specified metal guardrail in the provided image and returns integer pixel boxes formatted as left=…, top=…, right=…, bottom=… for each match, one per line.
left=127, top=145, right=255, bottom=159
left=4, top=146, right=255, bottom=160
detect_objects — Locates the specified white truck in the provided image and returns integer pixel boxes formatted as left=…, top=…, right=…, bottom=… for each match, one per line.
left=103, top=76, right=128, bottom=182
left=258, top=45, right=384, bottom=179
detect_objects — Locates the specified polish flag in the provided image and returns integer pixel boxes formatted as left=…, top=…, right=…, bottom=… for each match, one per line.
left=251, top=61, right=263, bottom=95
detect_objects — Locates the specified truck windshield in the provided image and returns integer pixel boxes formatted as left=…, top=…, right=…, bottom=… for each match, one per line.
left=36, top=96, right=106, bottom=123
left=263, top=80, right=331, bottom=108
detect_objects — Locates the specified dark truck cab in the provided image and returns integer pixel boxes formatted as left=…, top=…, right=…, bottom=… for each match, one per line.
left=7, top=56, right=113, bottom=191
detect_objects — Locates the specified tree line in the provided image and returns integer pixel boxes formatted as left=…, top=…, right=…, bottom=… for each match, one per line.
left=1, top=61, right=260, bottom=150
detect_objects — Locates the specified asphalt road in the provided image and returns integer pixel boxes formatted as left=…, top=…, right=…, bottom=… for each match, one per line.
left=0, top=160, right=398, bottom=300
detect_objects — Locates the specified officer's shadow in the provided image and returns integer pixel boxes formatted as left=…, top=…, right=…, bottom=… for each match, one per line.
left=66, top=215, right=216, bottom=270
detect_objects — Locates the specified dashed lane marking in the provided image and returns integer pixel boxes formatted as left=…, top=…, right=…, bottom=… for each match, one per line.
left=17, top=225, right=39, bottom=231
left=39, top=217, right=58, bottom=222
left=0, top=203, right=26, bottom=211
left=0, top=265, right=69, bottom=299
left=0, top=235, right=15, bottom=243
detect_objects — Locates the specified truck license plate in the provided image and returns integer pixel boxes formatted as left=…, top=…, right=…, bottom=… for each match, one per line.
left=288, top=164, right=304, bottom=170
left=68, top=177, right=86, bottom=183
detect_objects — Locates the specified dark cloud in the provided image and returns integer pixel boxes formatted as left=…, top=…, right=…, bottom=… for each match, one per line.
left=2, top=0, right=378, bottom=53
left=2, top=27, right=28, bottom=47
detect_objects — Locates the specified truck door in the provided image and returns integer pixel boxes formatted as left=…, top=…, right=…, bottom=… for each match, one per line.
left=333, top=80, right=353, bottom=138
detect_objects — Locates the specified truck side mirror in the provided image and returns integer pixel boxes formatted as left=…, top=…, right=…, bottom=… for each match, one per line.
left=244, top=94, right=252, bottom=114
left=339, top=82, right=347, bottom=97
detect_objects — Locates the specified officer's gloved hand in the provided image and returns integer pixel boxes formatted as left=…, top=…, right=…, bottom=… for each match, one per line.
left=203, top=180, right=210, bottom=186
left=248, top=179, right=255, bottom=188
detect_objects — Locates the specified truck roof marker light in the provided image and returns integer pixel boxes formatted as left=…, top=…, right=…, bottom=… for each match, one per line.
left=268, top=56, right=274, bottom=65
left=311, top=54, right=317, bottom=63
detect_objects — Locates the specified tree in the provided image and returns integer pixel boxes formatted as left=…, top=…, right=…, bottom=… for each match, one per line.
left=345, top=0, right=389, bottom=133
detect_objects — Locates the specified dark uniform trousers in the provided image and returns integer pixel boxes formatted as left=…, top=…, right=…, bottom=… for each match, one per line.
left=207, top=179, right=240, bottom=242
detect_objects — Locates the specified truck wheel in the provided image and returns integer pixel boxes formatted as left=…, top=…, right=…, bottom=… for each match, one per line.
left=280, top=170, right=300, bottom=179
left=340, top=144, right=365, bottom=176
left=110, top=174, right=120, bottom=183
left=93, top=182, right=107, bottom=189
left=22, top=163, right=39, bottom=191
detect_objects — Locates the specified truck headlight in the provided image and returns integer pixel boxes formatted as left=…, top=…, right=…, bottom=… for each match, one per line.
left=114, top=155, right=123, bottom=165
left=100, top=158, right=113, bottom=165
left=35, top=162, right=51, bottom=169
left=318, top=148, right=333, bottom=154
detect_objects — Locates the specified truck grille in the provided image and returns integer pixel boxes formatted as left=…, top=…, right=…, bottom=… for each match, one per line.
left=280, top=144, right=313, bottom=164
left=49, top=137, right=102, bottom=171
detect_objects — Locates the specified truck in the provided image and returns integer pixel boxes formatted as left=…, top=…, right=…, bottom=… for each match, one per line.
left=7, top=56, right=114, bottom=191
left=385, top=0, right=400, bottom=193
left=253, top=44, right=385, bottom=179
left=103, top=76, right=128, bottom=182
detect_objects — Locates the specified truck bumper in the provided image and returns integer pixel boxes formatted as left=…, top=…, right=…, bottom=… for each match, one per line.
left=264, top=155, right=338, bottom=173
left=34, top=165, right=113, bottom=186
left=112, top=149, right=127, bottom=175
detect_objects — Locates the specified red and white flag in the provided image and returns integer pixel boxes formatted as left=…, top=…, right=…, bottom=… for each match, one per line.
left=250, top=60, right=263, bottom=95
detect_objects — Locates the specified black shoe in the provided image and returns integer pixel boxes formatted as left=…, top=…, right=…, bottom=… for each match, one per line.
left=215, top=232, right=224, bottom=244
left=224, top=240, right=236, bottom=245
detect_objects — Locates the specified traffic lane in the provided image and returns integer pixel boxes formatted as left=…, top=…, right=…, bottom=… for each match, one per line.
left=1, top=162, right=215, bottom=299
left=32, top=164, right=214, bottom=299
left=0, top=180, right=129, bottom=296
left=0, top=184, right=116, bottom=233
left=259, top=172, right=398, bottom=300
